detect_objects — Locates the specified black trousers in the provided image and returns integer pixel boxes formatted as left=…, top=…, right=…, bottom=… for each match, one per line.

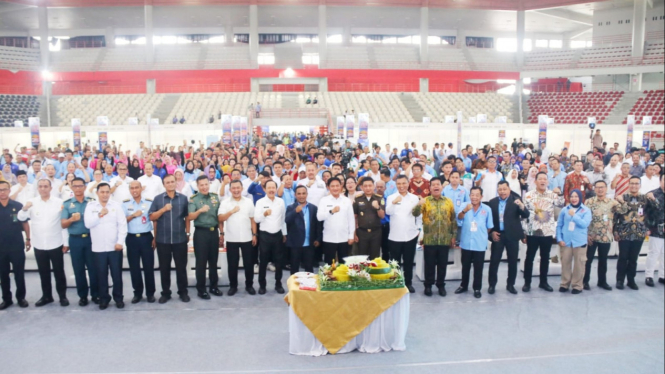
left=94, top=250, right=123, bottom=304
left=156, top=242, right=188, bottom=297
left=227, top=241, right=256, bottom=289
left=489, top=236, right=520, bottom=287
left=259, top=231, right=284, bottom=288
left=381, top=223, right=391, bottom=262
left=357, top=228, right=382, bottom=260
left=290, top=246, right=314, bottom=274
left=69, top=235, right=98, bottom=299
left=34, top=247, right=67, bottom=300
left=389, top=236, right=418, bottom=286
left=423, top=245, right=449, bottom=288
left=461, top=249, right=485, bottom=291
left=584, top=241, right=611, bottom=285
left=193, top=228, right=220, bottom=293
left=126, top=233, right=156, bottom=297
left=0, top=249, right=26, bottom=302
left=323, top=242, right=350, bottom=265
left=524, top=236, right=553, bottom=285
left=617, top=239, right=644, bottom=284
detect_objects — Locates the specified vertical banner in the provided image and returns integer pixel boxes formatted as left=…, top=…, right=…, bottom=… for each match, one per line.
left=346, top=115, right=355, bottom=139
left=240, top=117, right=248, bottom=145
left=337, top=116, right=345, bottom=137
left=456, top=111, right=463, bottom=156
left=477, top=114, right=487, bottom=123
left=97, top=115, right=109, bottom=152
left=221, top=114, right=232, bottom=145
left=642, top=131, right=651, bottom=148
left=358, top=113, right=369, bottom=148
left=499, top=130, right=506, bottom=143
left=643, top=116, right=652, bottom=126
left=626, top=115, right=635, bottom=153
left=232, top=116, right=241, bottom=143
left=309, top=126, right=316, bottom=134
left=72, top=119, right=81, bottom=149
left=538, top=115, right=548, bottom=147
left=28, top=117, right=40, bottom=148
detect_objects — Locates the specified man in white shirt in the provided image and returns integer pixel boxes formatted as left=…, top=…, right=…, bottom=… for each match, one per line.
left=43, top=164, right=63, bottom=199
left=316, top=177, right=355, bottom=265
left=540, top=142, right=551, bottom=163
left=640, top=164, right=659, bottom=194
left=385, top=175, right=421, bottom=293
left=84, top=182, right=128, bottom=310
left=109, top=162, right=134, bottom=202
left=444, top=143, right=455, bottom=158
left=475, top=156, right=503, bottom=202
left=254, top=180, right=288, bottom=295
left=218, top=180, right=257, bottom=295
left=271, top=161, right=285, bottom=188
left=297, top=162, right=327, bottom=207
left=366, top=159, right=382, bottom=183
left=421, top=143, right=432, bottom=160
left=10, top=171, right=35, bottom=205
left=17, top=179, right=69, bottom=307
left=86, top=170, right=105, bottom=200
left=604, top=154, right=622, bottom=198
left=138, top=163, right=165, bottom=200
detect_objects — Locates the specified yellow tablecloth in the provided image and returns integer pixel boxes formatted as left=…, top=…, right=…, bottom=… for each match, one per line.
left=284, top=275, right=408, bottom=354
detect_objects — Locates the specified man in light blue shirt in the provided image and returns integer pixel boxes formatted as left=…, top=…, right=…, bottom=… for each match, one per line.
left=456, top=186, right=493, bottom=299
left=547, top=157, right=566, bottom=194
left=278, top=174, right=295, bottom=207
left=443, top=171, right=470, bottom=244
left=380, top=170, right=397, bottom=197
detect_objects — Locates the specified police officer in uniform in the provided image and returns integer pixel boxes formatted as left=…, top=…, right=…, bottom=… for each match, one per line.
left=353, top=177, right=385, bottom=259
left=60, top=177, right=99, bottom=306
left=122, top=181, right=156, bottom=304
left=0, top=180, right=30, bottom=310
left=188, top=175, right=223, bottom=299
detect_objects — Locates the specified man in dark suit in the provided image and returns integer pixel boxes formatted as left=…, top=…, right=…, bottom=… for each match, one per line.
left=488, top=181, right=530, bottom=295
left=285, top=185, right=322, bottom=274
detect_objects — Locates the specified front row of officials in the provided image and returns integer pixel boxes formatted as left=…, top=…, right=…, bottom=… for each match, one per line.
left=0, top=171, right=663, bottom=310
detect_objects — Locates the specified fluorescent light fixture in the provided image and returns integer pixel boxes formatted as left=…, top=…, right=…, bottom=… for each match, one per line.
left=497, top=79, right=516, bottom=84
left=523, top=78, right=532, bottom=84
left=284, top=68, right=295, bottom=78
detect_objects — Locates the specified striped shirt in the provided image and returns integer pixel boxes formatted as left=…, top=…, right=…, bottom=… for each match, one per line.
left=149, top=192, right=189, bottom=244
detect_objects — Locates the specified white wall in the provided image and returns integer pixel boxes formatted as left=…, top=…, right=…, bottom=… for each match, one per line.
left=593, top=4, right=665, bottom=39
left=642, top=72, right=665, bottom=90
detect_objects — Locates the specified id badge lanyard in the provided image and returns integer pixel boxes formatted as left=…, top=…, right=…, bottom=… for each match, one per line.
left=568, top=205, right=582, bottom=231
left=471, top=207, right=482, bottom=232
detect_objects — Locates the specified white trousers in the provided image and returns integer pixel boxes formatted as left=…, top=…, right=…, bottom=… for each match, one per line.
left=645, top=237, right=664, bottom=279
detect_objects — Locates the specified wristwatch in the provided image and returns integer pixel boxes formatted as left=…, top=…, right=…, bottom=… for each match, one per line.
left=329, top=209, right=334, bottom=215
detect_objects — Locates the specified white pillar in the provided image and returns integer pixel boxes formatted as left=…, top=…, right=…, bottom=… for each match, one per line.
left=631, top=0, right=647, bottom=60
left=516, top=10, right=525, bottom=67
left=144, top=5, right=154, bottom=64
left=105, top=27, right=115, bottom=48
left=249, top=5, right=259, bottom=68
left=420, top=6, right=429, bottom=64
left=318, top=5, right=327, bottom=66
left=225, top=24, right=234, bottom=45
left=343, top=26, right=352, bottom=46
left=37, top=6, right=49, bottom=70
left=630, top=73, right=643, bottom=92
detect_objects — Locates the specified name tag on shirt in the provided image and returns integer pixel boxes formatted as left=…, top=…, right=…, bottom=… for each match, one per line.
left=499, top=213, right=504, bottom=223
left=470, top=221, right=478, bottom=232
left=603, top=214, right=608, bottom=222
left=638, top=207, right=643, bottom=216
left=581, top=185, right=585, bottom=191
left=456, top=200, right=461, bottom=207
left=568, top=221, right=575, bottom=231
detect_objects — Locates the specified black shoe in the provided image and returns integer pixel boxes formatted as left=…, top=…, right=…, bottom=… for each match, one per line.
left=158, top=295, right=171, bottom=304
left=116, top=301, right=125, bottom=309
left=210, top=289, right=224, bottom=297
left=180, top=294, right=191, bottom=302
left=275, top=285, right=285, bottom=294
left=60, top=298, right=69, bottom=307
left=539, top=283, right=554, bottom=292
left=17, top=299, right=28, bottom=308
left=246, top=287, right=256, bottom=295
left=507, top=285, right=518, bottom=295
left=35, top=297, right=54, bottom=307
left=227, top=288, right=237, bottom=296
left=627, top=282, right=639, bottom=290
left=583, top=283, right=591, bottom=291
left=424, top=287, right=432, bottom=297
left=616, top=281, right=625, bottom=290
left=99, top=302, right=108, bottom=310
left=559, top=287, right=569, bottom=293
left=473, top=290, right=482, bottom=299
left=91, top=297, right=100, bottom=305
left=522, top=284, right=531, bottom=293
left=488, top=286, right=495, bottom=295
left=645, top=277, right=655, bottom=287
left=198, top=292, right=211, bottom=300
left=258, top=287, right=267, bottom=295
left=131, top=296, right=142, bottom=304
left=438, top=287, right=447, bottom=297
left=79, top=298, right=89, bottom=307
left=407, top=285, right=415, bottom=293
left=571, top=289, right=582, bottom=295
left=454, top=287, right=468, bottom=294
left=659, top=278, right=664, bottom=284
left=598, top=283, right=613, bottom=291
left=147, top=296, right=156, bottom=303
left=0, top=301, right=13, bottom=310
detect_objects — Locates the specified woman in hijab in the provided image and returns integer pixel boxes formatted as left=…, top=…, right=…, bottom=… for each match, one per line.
left=163, top=156, right=177, bottom=175
left=173, top=169, right=193, bottom=198
left=183, top=160, right=200, bottom=184
left=128, top=158, right=143, bottom=180
left=507, top=168, right=522, bottom=197
left=2, top=164, right=17, bottom=186
left=525, top=166, right=539, bottom=192
left=556, top=189, right=592, bottom=294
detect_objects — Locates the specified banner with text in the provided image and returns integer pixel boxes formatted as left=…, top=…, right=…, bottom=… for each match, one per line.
left=232, top=116, right=241, bottom=143
left=456, top=111, right=463, bottom=155
left=358, top=113, right=369, bottom=148
left=642, top=131, right=651, bottom=148
left=72, top=119, right=81, bottom=148
left=221, top=114, right=232, bottom=145
left=29, top=117, right=40, bottom=148
left=337, top=116, right=345, bottom=137
left=626, top=115, right=635, bottom=153
left=240, top=117, right=248, bottom=145
left=346, top=115, right=355, bottom=139
left=538, top=115, right=548, bottom=146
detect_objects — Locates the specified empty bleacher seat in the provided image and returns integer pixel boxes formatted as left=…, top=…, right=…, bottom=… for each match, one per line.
left=525, top=91, right=623, bottom=125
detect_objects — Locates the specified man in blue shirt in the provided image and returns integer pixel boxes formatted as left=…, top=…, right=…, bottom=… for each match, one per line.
left=380, top=169, right=397, bottom=197
left=375, top=180, right=392, bottom=262
left=443, top=171, right=470, bottom=244
left=278, top=174, right=295, bottom=207
left=456, top=187, right=493, bottom=299
left=247, top=171, right=269, bottom=205
left=3, top=154, right=19, bottom=176
left=27, top=160, right=45, bottom=183
left=285, top=186, right=322, bottom=274
left=123, top=181, right=156, bottom=304
left=57, top=150, right=76, bottom=179
left=547, top=157, right=566, bottom=194
left=153, top=159, right=167, bottom=179
left=461, top=148, right=473, bottom=172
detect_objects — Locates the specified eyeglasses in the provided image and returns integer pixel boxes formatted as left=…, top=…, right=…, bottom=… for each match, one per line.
left=71, top=185, right=85, bottom=188
left=0, top=189, right=10, bottom=193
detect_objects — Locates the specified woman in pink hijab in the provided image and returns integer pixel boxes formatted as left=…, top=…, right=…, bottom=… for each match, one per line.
left=163, top=155, right=177, bottom=175
left=173, top=169, right=193, bottom=197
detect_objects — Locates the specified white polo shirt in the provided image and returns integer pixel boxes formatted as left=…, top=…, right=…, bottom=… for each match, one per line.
left=316, top=194, right=355, bottom=243
left=385, top=192, right=420, bottom=242
left=17, top=196, right=66, bottom=250
left=218, top=196, right=255, bottom=243
left=138, top=174, right=165, bottom=200
left=83, top=200, right=128, bottom=252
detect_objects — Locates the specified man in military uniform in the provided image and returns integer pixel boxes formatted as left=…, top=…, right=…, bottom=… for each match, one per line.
left=353, top=177, right=385, bottom=259
left=188, top=175, right=223, bottom=299
left=60, top=177, right=99, bottom=306
left=0, top=180, right=30, bottom=310
left=122, top=181, right=156, bottom=304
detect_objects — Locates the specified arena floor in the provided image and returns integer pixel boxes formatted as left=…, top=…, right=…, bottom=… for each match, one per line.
left=1, top=259, right=663, bottom=374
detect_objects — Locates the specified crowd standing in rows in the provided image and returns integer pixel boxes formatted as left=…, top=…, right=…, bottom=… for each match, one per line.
left=0, top=133, right=663, bottom=310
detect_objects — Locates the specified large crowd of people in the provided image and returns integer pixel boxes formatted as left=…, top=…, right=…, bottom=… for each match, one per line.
left=0, top=131, right=663, bottom=310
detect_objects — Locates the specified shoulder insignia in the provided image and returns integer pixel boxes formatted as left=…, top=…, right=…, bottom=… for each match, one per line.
left=145, top=198, right=153, bottom=202
left=123, top=199, right=131, bottom=203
